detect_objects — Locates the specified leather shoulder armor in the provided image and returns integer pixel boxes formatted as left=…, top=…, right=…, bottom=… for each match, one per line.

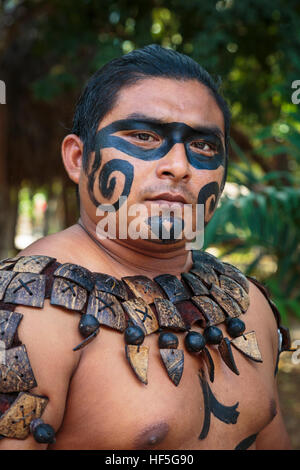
left=0, top=255, right=58, bottom=443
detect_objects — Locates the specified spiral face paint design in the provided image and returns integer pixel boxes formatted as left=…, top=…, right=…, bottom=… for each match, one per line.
left=88, top=132, right=134, bottom=211
left=87, top=117, right=226, bottom=212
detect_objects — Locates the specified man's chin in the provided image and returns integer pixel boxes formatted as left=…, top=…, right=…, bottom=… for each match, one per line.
left=143, top=215, right=184, bottom=242
left=142, top=236, right=184, bottom=245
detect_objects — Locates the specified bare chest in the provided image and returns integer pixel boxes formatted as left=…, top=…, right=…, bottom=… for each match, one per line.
left=50, top=328, right=276, bottom=450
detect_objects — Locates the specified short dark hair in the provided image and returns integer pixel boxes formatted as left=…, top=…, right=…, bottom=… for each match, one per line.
left=71, top=44, right=231, bottom=179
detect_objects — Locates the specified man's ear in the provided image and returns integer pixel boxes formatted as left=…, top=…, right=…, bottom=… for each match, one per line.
left=61, top=134, right=84, bottom=184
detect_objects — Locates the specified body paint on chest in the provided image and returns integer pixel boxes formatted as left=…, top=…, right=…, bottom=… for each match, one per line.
left=198, top=368, right=240, bottom=440
left=234, top=433, right=258, bottom=450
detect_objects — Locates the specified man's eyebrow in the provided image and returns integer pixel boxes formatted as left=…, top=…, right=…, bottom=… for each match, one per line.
left=123, top=113, right=224, bottom=139
left=124, top=112, right=170, bottom=126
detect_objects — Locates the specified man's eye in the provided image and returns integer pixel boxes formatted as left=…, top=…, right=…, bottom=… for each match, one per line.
left=190, top=141, right=216, bottom=155
left=132, top=132, right=156, bottom=142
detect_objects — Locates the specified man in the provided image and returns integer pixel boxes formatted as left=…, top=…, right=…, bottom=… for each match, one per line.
left=0, top=45, right=292, bottom=450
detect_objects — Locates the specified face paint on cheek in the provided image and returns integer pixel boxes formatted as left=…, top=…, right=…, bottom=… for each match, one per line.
left=99, top=159, right=134, bottom=211
left=185, top=137, right=225, bottom=171
left=87, top=133, right=134, bottom=212
left=197, top=181, right=220, bottom=224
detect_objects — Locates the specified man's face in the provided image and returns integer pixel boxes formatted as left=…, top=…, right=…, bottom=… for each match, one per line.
left=80, top=78, right=226, bottom=247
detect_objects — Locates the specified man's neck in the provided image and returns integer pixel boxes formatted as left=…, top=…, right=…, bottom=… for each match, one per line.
left=77, top=213, right=193, bottom=279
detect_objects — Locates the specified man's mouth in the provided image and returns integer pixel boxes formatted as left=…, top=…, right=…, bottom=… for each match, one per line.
left=146, top=193, right=188, bottom=207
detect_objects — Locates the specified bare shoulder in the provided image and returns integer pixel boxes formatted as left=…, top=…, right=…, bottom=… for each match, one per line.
left=16, top=300, right=82, bottom=386
left=245, top=279, right=292, bottom=449
left=245, top=278, right=280, bottom=366
left=13, top=301, right=82, bottom=414
left=18, top=225, right=83, bottom=263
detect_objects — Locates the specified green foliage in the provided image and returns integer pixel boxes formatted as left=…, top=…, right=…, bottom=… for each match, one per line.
left=32, top=71, right=78, bottom=102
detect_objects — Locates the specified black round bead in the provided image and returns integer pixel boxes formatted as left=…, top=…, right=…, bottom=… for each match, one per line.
left=204, top=326, right=223, bottom=345
left=78, top=314, right=100, bottom=338
left=32, top=423, right=56, bottom=444
left=124, top=324, right=145, bottom=345
left=226, top=318, right=246, bottom=338
left=158, top=332, right=179, bottom=349
left=184, top=331, right=206, bottom=353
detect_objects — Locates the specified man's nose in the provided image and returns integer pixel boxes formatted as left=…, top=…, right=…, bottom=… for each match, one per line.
left=155, top=143, right=192, bottom=183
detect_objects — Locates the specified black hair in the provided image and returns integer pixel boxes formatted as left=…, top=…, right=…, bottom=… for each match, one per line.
left=71, top=44, right=231, bottom=178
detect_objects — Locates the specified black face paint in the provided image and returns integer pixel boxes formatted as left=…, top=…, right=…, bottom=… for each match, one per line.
left=197, top=181, right=220, bottom=215
left=88, top=118, right=225, bottom=214
left=88, top=132, right=134, bottom=211
left=99, top=160, right=134, bottom=211
left=146, top=215, right=185, bottom=244
left=95, top=118, right=226, bottom=170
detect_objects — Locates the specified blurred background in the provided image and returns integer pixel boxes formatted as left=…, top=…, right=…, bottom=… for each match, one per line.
left=0, top=0, right=299, bottom=448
